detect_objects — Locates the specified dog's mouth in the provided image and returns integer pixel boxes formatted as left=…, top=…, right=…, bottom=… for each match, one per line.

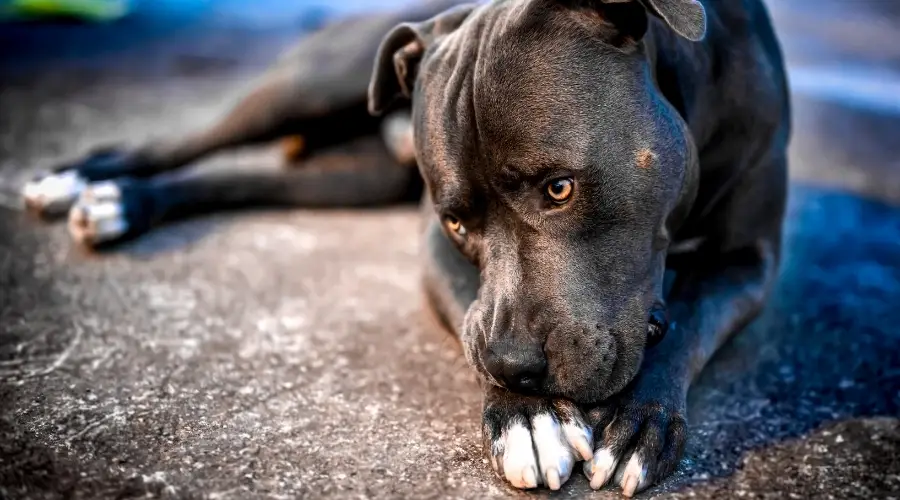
left=465, top=306, right=670, bottom=401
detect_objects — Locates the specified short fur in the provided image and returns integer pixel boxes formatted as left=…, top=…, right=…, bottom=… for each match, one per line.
left=22, top=0, right=789, bottom=494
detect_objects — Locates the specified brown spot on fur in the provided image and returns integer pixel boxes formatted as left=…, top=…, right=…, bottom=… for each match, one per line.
left=281, top=135, right=307, bottom=164
left=636, top=149, right=655, bottom=169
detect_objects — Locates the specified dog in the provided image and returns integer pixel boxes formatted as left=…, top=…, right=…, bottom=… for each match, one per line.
left=22, top=0, right=790, bottom=495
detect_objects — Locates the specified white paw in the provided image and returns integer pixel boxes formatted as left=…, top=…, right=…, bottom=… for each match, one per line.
left=68, top=181, right=128, bottom=246
left=499, top=422, right=540, bottom=489
left=380, top=111, right=415, bottom=165
left=488, top=411, right=593, bottom=490
left=585, top=450, right=650, bottom=496
left=22, top=170, right=86, bottom=215
left=584, top=447, right=620, bottom=490
left=584, top=448, right=651, bottom=495
left=618, top=453, right=650, bottom=497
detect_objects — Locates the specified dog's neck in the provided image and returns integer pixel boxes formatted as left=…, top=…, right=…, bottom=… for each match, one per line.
left=642, top=18, right=714, bottom=137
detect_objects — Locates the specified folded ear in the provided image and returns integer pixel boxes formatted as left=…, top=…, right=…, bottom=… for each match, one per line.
left=602, top=0, right=706, bottom=41
left=368, top=4, right=478, bottom=116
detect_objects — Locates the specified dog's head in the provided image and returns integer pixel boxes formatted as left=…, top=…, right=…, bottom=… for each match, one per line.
left=369, top=0, right=705, bottom=404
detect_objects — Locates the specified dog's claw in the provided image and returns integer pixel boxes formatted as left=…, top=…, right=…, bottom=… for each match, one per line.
left=588, top=448, right=617, bottom=490
left=521, top=465, right=538, bottom=489
left=619, top=454, right=649, bottom=497
left=545, top=467, right=561, bottom=491
left=565, top=422, right=594, bottom=461
left=622, top=474, right=639, bottom=497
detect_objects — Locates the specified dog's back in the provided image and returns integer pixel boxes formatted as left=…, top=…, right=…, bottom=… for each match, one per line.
left=648, top=0, right=791, bottom=245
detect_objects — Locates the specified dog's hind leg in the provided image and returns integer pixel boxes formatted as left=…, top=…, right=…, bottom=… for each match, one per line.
left=22, top=0, right=467, bottom=218
left=65, top=135, right=420, bottom=248
left=22, top=68, right=380, bottom=218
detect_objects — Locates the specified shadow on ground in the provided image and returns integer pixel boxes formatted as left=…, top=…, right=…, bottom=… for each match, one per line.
left=675, top=186, right=900, bottom=497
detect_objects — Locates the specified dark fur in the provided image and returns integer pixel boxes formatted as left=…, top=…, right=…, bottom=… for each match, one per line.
left=26, top=0, right=789, bottom=493
left=365, top=1, right=787, bottom=492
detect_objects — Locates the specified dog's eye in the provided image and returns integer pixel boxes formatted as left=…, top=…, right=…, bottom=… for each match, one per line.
left=545, top=177, right=574, bottom=204
left=445, top=215, right=466, bottom=236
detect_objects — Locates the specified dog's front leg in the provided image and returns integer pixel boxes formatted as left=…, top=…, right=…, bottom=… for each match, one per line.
left=481, top=384, right=594, bottom=491
left=585, top=240, right=780, bottom=496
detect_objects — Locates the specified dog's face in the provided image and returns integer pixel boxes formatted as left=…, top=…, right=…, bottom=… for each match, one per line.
left=370, top=0, right=705, bottom=404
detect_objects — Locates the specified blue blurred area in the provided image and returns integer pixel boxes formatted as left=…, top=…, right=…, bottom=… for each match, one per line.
left=0, top=0, right=415, bottom=71
left=2, top=0, right=899, bottom=117
left=127, top=0, right=420, bottom=24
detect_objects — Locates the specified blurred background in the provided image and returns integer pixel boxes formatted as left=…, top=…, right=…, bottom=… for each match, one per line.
left=0, top=1, right=898, bottom=499
left=0, top=0, right=898, bottom=201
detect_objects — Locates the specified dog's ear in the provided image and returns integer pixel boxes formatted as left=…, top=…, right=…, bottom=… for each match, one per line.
left=601, top=0, right=706, bottom=41
left=368, top=4, right=478, bottom=116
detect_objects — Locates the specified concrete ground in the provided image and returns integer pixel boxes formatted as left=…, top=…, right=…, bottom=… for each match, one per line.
left=1, top=1, right=899, bottom=498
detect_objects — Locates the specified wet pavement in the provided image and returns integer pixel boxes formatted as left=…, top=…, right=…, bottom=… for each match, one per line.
left=1, top=1, right=899, bottom=499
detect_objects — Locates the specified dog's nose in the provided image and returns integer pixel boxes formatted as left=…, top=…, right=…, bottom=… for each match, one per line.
left=483, top=341, right=547, bottom=393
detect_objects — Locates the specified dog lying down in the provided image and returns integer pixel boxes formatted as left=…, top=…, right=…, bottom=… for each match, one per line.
left=22, top=0, right=790, bottom=495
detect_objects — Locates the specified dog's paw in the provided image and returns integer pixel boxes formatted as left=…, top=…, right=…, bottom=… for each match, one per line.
left=483, top=392, right=593, bottom=491
left=68, top=181, right=130, bottom=246
left=68, top=180, right=152, bottom=248
left=22, top=148, right=139, bottom=217
left=380, top=111, right=415, bottom=166
left=23, top=169, right=87, bottom=217
left=583, top=394, right=687, bottom=497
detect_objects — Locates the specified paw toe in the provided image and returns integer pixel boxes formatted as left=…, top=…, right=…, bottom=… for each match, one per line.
left=502, top=422, right=539, bottom=489
left=81, top=180, right=122, bottom=202
left=619, top=454, right=650, bottom=497
left=531, top=414, right=575, bottom=487
left=68, top=183, right=129, bottom=247
left=563, top=421, right=594, bottom=461
left=23, top=170, right=86, bottom=216
left=588, top=448, right=619, bottom=490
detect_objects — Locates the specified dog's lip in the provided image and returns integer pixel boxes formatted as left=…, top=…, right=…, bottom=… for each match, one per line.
left=477, top=368, right=546, bottom=395
left=479, top=369, right=611, bottom=405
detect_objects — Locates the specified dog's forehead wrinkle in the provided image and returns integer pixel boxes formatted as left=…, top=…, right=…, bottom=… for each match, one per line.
left=499, top=143, right=592, bottom=177
left=420, top=0, right=671, bottom=234
left=429, top=0, right=587, bottom=152
left=475, top=47, right=605, bottom=168
left=420, top=72, right=477, bottom=210
left=419, top=5, right=504, bottom=209
left=421, top=0, right=625, bottom=194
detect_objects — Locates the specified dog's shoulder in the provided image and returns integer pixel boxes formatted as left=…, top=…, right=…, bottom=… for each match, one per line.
left=652, top=0, right=789, bottom=151
left=659, top=0, right=791, bottom=245
left=707, top=0, right=790, bottom=104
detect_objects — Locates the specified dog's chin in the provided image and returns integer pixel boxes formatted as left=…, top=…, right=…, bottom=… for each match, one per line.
left=471, top=365, right=636, bottom=404
left=549, top=360, right=643, bottom=405
left=548, top=383, right=617, bottom=406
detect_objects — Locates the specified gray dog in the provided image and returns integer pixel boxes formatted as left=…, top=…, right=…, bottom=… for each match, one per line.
left=22, top=0, right=789, bottom=495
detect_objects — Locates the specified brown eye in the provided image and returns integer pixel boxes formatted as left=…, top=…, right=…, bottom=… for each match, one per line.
left=445, top=215, right=466, bottom=236
left=546, top=177, right=574, bottom=204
